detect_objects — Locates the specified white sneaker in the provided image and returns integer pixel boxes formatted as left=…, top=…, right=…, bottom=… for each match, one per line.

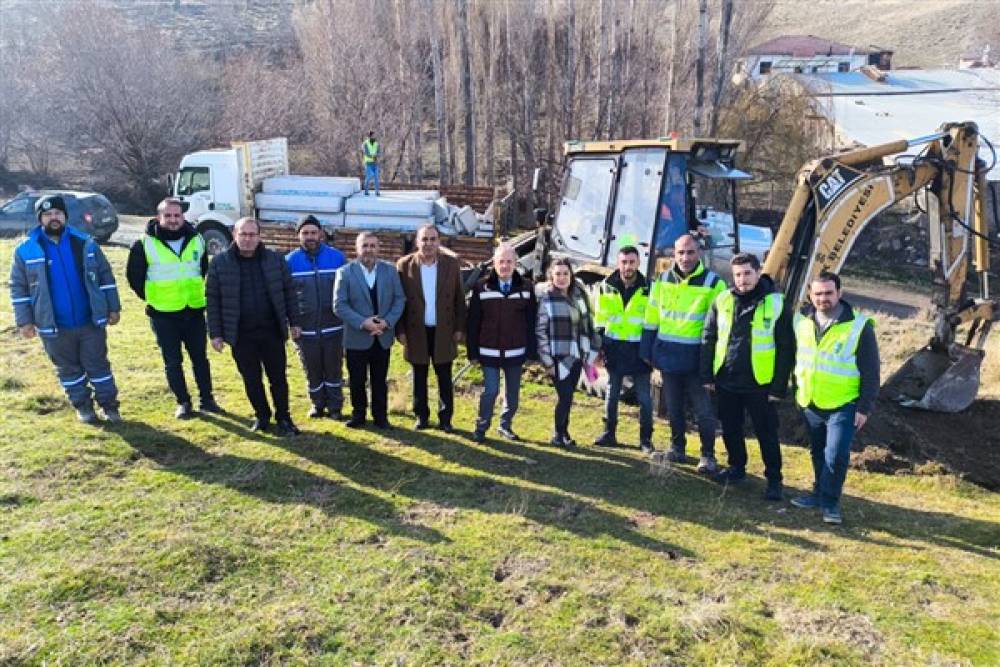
left=696, top=456, right=718, bottom=474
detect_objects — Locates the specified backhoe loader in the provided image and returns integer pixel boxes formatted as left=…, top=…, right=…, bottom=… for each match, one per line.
left=763, top=121, right=997, bottom=412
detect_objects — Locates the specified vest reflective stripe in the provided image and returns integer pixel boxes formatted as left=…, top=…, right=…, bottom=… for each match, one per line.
left=595, top=280, right=649, bottom=342
left=143, top=235, right=206, bottom=312
left=644, top=262, right=724, bottom=345
left=794, top=313, right=870, bottom=409
left=713, top=291, right=783, bottom=385
left=363, top=140, right=380, bottom=164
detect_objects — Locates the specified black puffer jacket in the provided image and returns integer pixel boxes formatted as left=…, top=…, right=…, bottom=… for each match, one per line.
left=206, top=243, right=298, bottom=345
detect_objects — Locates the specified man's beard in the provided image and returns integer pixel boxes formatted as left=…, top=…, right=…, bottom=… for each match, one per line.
left=43, top=221, right=64, bottom=236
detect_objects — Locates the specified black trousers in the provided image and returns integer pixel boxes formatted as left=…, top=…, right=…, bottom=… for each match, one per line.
left=717, top=387, right=782, bottom=483
left=553, top=359, right=583, bottom=438
left=411, top=326, right=454, bottom=425
left=346, top=341, right=391, bottom=422
left=149, top=312, right=213, bottom=405
left=231, top=329, right=290, bottom=422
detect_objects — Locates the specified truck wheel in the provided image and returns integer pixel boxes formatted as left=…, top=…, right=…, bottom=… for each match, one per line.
left=199, top=223, right=231, bottom=256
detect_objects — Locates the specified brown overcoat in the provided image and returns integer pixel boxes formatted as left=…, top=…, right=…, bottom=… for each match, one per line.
left=396, top=250, right=467, bottom=364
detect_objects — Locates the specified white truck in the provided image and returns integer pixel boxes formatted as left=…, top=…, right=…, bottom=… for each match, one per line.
left=171, top=138, right=482, bottom=256
left=171, top=138, right=290, bottom=255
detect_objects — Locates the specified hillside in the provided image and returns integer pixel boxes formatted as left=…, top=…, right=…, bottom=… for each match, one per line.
left=762, top=0, right=999, bottom=68
left=2, top=242, right=999, bottom=663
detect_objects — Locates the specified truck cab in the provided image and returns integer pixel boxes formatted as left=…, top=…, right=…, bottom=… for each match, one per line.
left=535, top=137, right=752, bottom=283
left=172, top=138, right=288, bottom=255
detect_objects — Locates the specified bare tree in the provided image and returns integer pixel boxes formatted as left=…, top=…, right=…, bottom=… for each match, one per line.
left=457, top=0, right=476, bottom=184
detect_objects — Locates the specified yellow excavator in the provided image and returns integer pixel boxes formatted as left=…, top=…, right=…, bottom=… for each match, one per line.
left=763, top=121, right=997, bottom=412
left=522, top=121, right=997, bottom=412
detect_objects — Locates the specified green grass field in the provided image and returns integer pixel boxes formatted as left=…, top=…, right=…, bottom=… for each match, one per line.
left=2, top=243, right=998, bottom=665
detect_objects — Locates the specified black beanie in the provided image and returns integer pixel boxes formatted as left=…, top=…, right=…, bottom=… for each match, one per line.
left=297, top=214, right=322, bottom=232
left=35, top=195, right=68, bottom=220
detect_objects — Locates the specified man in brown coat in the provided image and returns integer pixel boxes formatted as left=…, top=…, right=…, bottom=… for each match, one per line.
left=396, top=223, right=467, bottom=432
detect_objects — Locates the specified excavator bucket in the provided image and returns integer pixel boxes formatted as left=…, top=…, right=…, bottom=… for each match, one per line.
left=883, top=344, right=984, bottom=413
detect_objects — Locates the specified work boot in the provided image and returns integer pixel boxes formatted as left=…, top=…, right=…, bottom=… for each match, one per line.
left=666, top=449, right=691, bottom=464
left=472, top=431, right=486, bottom=443
left=103, top=407, right=123, bottom=424
left=199, top=397, right=223, bottom=414
left=714, top=467, right=747, bottom=485
left=76, top=403, right=99, bottom=425
left=250, top=418, right=270, bottom=433
left=328, top=410, right=349, bottom=422
left=307, top=405, right=325, bottom=419
left=275, top=418, right=301, bottom=437
left=175, top=402, right=195, bottom=420
left=593, top=432, right=620, bottom=448
left=763, top=481, right=783, bottom=501
left=497, top=425, right=521, bottom=441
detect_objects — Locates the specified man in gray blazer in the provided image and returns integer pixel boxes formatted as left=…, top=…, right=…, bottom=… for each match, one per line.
left=333, top=232, right=406, bottom=429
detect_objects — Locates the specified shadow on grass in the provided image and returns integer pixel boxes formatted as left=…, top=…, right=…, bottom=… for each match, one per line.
left=115, top=420, right=446, bottom=546
left=349, top=424, right=1000, bottom=561
left=271, top=428, right=695, bottom=559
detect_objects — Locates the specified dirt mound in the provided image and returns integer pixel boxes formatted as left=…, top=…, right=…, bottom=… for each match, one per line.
left=777, top=398, right=1000, bottom=490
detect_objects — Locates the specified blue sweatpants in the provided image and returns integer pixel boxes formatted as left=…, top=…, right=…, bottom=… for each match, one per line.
left=40, top=324, right=118, bottom=410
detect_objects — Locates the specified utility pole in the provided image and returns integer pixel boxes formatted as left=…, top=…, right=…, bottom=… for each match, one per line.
left=709, top=0, right=734, bottom=136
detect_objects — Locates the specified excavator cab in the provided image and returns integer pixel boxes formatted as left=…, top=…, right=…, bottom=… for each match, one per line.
left=535, top=137, right=749, bottom=284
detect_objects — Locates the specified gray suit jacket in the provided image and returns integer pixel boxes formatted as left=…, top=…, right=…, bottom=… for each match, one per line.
left=333, top=259, right=405, bottom=350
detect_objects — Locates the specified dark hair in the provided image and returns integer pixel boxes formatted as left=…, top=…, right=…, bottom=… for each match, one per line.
left=618, top=245, right=640, bottom=257
left=547, top=257, right=575, bottom=283
left=812, top=270, right=841, bottom=290
left=730, top=252, right=761, bottom=270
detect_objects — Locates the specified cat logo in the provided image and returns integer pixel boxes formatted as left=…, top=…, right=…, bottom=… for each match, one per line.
left=814, top=164, right=863, bottom=212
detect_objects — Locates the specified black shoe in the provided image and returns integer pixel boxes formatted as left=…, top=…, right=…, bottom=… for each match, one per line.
left=472, top=431, right=486, bottom=443
left=414, top=419, right=431, bottom=430
left=438, top=422, right=454, bottom=434
left=328, top=410, right=349, bottom=422
left=496, top=426, right=521, bottom=441
left=374, top=419, right=393, bottom=430
left=562, top=437, right=577, bottom=448
left=175, top=402, right=195, bottom=420
left=307, top=405, right=325, bottom=419
left=276, top=419, right=301, bottom=436
left=548, top=435, right=564, bottom=447
left=199, top=398, right=223, bottom=414
left=640, top=442, right=655, bottom=455
left=593, top=432, right=619, bottom=448
left=714, top=467, right=747, bottom=485
left=345, top=416, right=367, bottom=428
left=250, top=418, right=270, bottom=433
left=763, top=482, right=784, bottom=502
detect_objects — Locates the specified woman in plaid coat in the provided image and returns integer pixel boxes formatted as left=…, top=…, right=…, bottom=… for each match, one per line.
left=536, top=258, right=600, bottom=447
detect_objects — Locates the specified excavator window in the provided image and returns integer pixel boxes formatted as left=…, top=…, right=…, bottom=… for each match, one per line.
left=607, top=147, right=666, bottom=269
left=551, top=156, right=615, bottom=259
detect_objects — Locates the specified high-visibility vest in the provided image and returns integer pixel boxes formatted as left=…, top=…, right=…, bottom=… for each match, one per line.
left=143, top=235, right=206, bottom=312
left=793, top=313, right=872, bottom=409
left=595, top=279, right=649, bottom=343
left=643, top=262, right=725, bottom=346
left=713, top=290, right=783, bottom=384
left=363, top=140, right=380, bottom=165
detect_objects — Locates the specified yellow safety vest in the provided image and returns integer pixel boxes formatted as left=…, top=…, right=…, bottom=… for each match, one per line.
left=363, top=140, right=380, bottom=165
left=143, top=235, right=206, bottom=312
left=643, top=262, right=725, bottom=346
left=713, top=290, right=783, bottom=384
left=794, top=313, right=871, bottom=409
left=595, top=279, right=649, bottom=343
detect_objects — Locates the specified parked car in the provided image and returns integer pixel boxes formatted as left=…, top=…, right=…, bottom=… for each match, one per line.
left=699, top=207, right=773, bottom=281
left=0, top=190, right=119, bottom=242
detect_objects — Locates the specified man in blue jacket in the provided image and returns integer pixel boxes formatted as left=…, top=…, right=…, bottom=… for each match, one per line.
left=285, top=215, right=347, bottom=420
left=10, top=195, right=122, bottom=424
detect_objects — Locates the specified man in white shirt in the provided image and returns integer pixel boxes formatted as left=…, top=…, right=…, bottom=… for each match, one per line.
left=396, top=224, right=467, bottom=432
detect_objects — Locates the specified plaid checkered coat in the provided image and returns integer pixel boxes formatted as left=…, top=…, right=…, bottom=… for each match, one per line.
left=536, top=281, right=600, bottom=381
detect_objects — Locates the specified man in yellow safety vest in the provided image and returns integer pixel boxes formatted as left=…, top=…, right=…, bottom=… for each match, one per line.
left=641, top=234, right=725, bottom=469
left=126, top=198, right=220, bottom=419
left=701, top=252, right=794, bottom=499
left=362, top=131, right=381, bottom=196
left=789, top=271, right=879, bottom=525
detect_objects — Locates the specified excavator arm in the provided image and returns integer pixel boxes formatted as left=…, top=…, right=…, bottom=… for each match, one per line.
left=762, top=121, right=998, bottom=412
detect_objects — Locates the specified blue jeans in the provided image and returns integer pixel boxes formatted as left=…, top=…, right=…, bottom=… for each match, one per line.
left=476, top=364, right=522, bottom=434
left=801, top=404, right=857, bottom=509
left=604, top=370, right=653, bottom=443
left=661, top=371, right=716, bottom=456
left=363, top=163, right=380, bottom=193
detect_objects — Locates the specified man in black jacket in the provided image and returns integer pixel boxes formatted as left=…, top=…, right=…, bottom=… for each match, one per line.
left=206, top=217, right=301, bottom=435
left=701, top=253, right=794, bottom=500
left=126, top=198, right=220, bottom=419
